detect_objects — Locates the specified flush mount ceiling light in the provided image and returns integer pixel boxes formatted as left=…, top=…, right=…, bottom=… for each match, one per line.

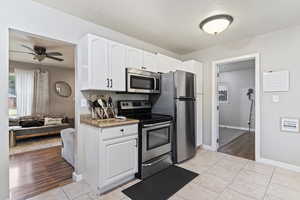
left=199, top=14, right=233, bottom=35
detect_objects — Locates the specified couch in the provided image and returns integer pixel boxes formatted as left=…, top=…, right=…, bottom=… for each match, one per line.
left=9, top=114, right=74, bottom=147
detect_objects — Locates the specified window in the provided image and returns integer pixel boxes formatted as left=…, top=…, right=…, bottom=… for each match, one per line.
left=9, top=73, right=17, bottom=116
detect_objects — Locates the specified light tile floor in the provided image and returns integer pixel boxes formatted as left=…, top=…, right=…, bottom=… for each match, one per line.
left=27, top=149, right=300, bottom=200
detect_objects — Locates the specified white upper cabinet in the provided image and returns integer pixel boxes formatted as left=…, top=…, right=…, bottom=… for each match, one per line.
left=143, top=51, right=157, bottom=72
left=79, top=34, right=126, bottom=91
left=108, top=41, right=126, bottom=91
left=125, top=46, right=143, bottom=69
left=91, top=36, right=110, bottom=90
left=79, top=33, right=186, bottom=91
left=183, top=60, right=203, bottom=94
left=169, top=57, right=183, bottom=71
left=79, top=34, right=109, bottom=90
left=157, top=53, right=182, bottom=73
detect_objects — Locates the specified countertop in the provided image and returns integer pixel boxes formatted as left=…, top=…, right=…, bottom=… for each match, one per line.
left=80, top=114, right=139, bottom=128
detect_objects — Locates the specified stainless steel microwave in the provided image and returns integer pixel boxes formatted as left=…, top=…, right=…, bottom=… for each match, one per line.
left=126, top=68, right=160, bottom=94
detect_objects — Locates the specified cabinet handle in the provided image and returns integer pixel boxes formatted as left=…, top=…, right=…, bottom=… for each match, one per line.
left=110, top=79, right=113, bottom=88
left=106, top=78, right=109, bottom=88
left=135, top=138, right=138, bottom=147
left=141, top=67, right=147, bottom=70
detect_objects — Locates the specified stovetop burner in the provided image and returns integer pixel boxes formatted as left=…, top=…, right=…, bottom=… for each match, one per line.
left=125, top=113, right=172, bottom=124
left=117, top=100, right=172, bottom=124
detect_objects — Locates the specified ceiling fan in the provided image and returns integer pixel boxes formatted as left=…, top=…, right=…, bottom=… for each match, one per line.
left=10, top=45, right=64, bottom=62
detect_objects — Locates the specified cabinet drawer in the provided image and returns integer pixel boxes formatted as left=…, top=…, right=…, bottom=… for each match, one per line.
left=101, top=124, right=138, bottom=140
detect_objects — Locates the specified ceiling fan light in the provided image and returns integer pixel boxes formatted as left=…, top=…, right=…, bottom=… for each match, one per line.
left=199, top=14, right=233, bottom=35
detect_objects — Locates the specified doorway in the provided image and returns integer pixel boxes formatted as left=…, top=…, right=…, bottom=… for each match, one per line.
left=211, top=54, right=260, bottom=161
left=8, top=29, right=76, bottom=200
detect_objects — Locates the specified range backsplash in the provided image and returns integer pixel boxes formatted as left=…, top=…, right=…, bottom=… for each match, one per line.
left=81, top=90, right=149, bottom=115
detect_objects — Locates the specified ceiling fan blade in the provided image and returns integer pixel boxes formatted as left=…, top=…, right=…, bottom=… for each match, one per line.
left=46, top=52, right=63, bottom=56
left=46, top=55, right=64, bottom=62
left=21, top=45, right=35, bottom=53
left=10, top=50, right=36, bottom=55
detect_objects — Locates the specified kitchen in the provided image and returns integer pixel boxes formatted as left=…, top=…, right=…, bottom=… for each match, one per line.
left=3, top=1, right=300, bottom=200
left=78, top=34, right=203, bottom=199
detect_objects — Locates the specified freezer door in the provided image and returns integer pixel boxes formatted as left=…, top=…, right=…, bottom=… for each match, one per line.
left=175, top=99, right=196, bottom=163
left=175, top=71, right=195, bottom=98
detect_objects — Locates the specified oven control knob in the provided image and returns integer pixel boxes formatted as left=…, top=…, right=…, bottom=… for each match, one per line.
left=120, top=129, right=124, bottom=132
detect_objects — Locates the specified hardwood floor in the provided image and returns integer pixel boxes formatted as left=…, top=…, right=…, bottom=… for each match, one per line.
left=218, top=132, right=255, bottom=160
left=9, top=146, right=74, bottom=200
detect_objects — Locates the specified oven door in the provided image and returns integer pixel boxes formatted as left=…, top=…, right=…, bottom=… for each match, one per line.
left=142, top=121, right=173, bottom=162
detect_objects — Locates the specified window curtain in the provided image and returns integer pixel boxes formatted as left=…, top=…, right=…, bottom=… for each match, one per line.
left=15, top=68, right=35, bottom=116
left=34, top=70, right=49, bottom=114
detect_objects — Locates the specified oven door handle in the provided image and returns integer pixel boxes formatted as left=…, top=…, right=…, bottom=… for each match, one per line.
left=142, top=155, right=169, bottom=167
left=143, top=121, right=172, bottom=128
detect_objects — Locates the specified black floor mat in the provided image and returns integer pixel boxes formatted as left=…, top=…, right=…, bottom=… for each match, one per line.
left=122, top=165, right=198, bottom=200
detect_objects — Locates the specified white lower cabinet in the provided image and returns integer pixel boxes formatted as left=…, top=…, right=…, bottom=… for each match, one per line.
left=82, top=123, right=138, bottom=194
left=101, top=136, right=138, bottom=188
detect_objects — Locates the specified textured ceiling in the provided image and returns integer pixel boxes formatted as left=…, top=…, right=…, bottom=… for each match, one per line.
left=34, top=0, right=300, bottom=54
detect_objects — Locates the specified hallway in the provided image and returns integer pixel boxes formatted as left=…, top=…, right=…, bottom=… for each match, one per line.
left=218, top=131, right=255, bottom=160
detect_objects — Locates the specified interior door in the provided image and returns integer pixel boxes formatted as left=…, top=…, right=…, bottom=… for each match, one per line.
left=109, top=41, right=126, bottom=91
left=91, top=37, right=109, bottom=90
left=175, top=99, right=196, bottom=163
left=216, top=65, right=220, bottom=150
left=104, top=138, right=138, bottom=183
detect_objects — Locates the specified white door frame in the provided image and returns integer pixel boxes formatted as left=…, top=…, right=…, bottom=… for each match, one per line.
left=211, top=53, right=261, bottom=161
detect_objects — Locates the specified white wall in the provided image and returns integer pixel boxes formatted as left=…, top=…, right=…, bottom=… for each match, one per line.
left=10, top=61, right=75, bottom=118
left=182, top=25, right=300, bottom=167
left=0, top=1, right=180, bottom=199
left=219, top=66, right=255, bottom=129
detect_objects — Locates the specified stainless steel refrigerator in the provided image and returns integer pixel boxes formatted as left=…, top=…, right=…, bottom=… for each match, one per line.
left=152, top=70, right=196, bottom=163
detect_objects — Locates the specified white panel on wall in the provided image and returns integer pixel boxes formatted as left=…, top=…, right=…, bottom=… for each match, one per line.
left=263, top=71, right=289, bottom=92
left=281, top=118, right=300, bottom=133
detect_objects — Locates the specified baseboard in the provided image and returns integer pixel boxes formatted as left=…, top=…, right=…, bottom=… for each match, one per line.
left=72, top=172, right=83, bottom=182
left=257, top=158, right=300, bottom=172
left=220, top=125, right=255, bottom=132
left=201, top=144, right=217, bottom=151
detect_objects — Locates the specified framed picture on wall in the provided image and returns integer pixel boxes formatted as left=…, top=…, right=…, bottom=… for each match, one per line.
left=218, top=84, right=228, bottom=103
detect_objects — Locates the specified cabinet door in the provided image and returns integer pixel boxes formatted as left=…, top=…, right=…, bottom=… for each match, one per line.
left=91, top=37, right=109, bottom=90
left=169, top=57, right=183, bottom=71
left=143, top=51, right=157, bottom=72
left=196, top=95, right=203, bottom=146
left=126, top=46, right=143, bottom=69
left=103, top=138, right=138, bottom=184
left=109, top=41, right=126, bottom=91
left=157, top=54, right=172, bottom=73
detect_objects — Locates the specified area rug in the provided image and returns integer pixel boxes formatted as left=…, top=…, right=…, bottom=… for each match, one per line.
left=10, top=135, right=61, bottom=155
left=122, top=165, right=198, bottom=200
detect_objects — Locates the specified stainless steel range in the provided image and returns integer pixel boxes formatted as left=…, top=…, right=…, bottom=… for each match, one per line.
left=118, top=100, right=173, bottom=179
